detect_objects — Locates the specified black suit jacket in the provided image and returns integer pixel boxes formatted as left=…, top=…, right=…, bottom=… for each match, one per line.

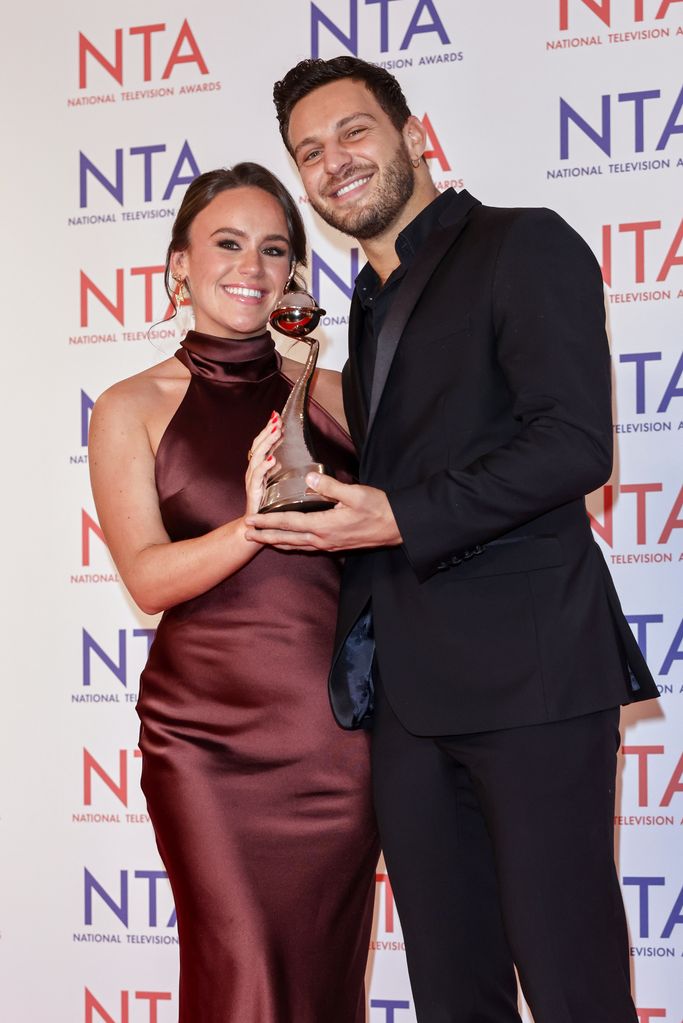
left=329, top=189, right=659, bottom=735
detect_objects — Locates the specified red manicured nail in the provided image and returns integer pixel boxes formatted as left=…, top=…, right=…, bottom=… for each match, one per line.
left=271, top=425, right=278, bottom=433
left=268, top=454, right=274, bottom=462
left=270, top=411, right=278, bottom=421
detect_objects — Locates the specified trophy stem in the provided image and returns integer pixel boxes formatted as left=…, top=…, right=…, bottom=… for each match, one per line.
left=279, top=337, right=319, bottom=449
left=259, top=338, right=335, bottom=513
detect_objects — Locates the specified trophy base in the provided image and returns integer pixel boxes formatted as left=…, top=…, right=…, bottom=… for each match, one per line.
left=260, top=463, right=335, bottom=514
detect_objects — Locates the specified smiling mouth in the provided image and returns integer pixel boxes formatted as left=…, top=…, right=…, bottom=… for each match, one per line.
left=223, top=285, right=265, bottom=299
left=331, top=175, right=372, bottom=199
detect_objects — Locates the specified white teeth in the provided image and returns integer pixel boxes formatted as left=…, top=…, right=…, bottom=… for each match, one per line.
left=225, top=286, right=263, bottom=298
left=335, top=176, right=371, bottom=197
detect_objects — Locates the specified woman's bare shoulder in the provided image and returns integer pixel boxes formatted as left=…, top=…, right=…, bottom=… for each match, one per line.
left=93, top=356, right=189, bottom=419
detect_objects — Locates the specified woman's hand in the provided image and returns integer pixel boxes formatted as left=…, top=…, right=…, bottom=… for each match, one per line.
left=245, top=412, right=282, bottom=516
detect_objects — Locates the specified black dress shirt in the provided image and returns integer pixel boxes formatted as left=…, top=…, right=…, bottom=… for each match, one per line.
left=354, top=188, right=456, bottom=417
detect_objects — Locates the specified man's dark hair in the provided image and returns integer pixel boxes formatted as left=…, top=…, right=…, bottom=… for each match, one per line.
left=273, top=56, right=412, bottom=156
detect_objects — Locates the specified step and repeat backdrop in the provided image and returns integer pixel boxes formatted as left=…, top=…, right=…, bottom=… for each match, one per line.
left=1, top=2, right=682, bottom=1021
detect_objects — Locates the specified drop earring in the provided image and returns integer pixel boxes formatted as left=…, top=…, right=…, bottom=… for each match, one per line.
left=173, top=276, right=187, bottom=306
left=172, top=274, right=194, bottom=340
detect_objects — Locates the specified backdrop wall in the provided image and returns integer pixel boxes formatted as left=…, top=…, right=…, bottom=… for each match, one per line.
left=1, top=2, right=681, bottom=1021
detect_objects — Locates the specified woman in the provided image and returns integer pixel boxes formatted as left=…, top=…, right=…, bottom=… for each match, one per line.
left=89, top=164, right=379, bottom=1023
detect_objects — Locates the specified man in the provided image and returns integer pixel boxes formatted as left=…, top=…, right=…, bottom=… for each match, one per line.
left=246, top=56, right=659, bottom=1022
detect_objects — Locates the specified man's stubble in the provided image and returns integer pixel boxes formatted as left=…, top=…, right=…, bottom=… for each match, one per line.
left=307, top=137, right=416, bottom=241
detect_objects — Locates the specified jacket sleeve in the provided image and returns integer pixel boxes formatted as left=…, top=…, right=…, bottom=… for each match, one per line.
left=387, top=208, right=613, bottom=583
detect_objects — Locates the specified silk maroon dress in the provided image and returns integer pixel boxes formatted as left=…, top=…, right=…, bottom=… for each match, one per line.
left=137, top=330, right=379, bottom=1023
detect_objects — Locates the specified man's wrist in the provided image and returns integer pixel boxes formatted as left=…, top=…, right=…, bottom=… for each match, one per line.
left=379, top=490, right=403, bottom=545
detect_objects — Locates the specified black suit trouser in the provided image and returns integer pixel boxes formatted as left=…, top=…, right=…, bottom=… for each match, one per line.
left=371, top=678, right=636, bottom=1023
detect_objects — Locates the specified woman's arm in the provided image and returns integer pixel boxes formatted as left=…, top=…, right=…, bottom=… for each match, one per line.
left=89, top=380, right=281, bottom=614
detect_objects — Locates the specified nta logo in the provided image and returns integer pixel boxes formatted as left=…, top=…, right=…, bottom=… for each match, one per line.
left=84, top=868, right=176, bottom=928
left=79, top=142, right=199, bottom=208
left=599, top=218, right=683, bottom=286
left=616, top=352, right=683, bottom=416
left=622, top=875, right=683, bottom=938
left=80, top=266, right=177, bottom=327
left=560, top=84, right=683, bottom=159
left=622, top=746, right=683, bottom=806
left=311, top=0, right=450, bottom=57
left=85, top=989, right=174, bottom=1023
left=559, top=0, right=682, bottom=31
left=589, top=481, right=683, bottom=546
left=82, top=627, right=155, bottom=689
left=83, top=748, right=143, bottom=808
left=79, top=20, right=208, bottom=88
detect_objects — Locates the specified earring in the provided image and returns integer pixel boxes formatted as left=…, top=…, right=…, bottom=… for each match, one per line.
left=411, top=156, right=421, bottom=168
left=172, top=275, right=188, bottom=306
left=171, top=275, right=194, bottom=340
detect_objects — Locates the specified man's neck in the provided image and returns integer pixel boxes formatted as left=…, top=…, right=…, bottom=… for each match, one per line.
left=361, top=176, right=440, bottom=285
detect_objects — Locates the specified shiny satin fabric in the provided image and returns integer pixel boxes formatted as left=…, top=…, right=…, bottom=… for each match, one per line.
left=137, top=331, right=379, bottom=1023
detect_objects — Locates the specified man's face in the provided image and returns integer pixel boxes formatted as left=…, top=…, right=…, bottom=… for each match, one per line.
left=288, top=78, right=415, bottom=240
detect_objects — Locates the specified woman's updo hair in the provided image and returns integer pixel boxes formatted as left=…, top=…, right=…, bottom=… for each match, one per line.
left=165, top=163, right=307, bottom=305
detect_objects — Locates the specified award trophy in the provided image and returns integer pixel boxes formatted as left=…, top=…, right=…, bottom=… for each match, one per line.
left=259, top=290, right=336, bottom=513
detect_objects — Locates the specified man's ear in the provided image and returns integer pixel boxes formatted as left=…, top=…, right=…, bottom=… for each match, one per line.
left=402, top=114, right=427, bottom=163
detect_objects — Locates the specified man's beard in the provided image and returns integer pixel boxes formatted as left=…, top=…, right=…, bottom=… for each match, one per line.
left=309, top=139, right=415, bottom=240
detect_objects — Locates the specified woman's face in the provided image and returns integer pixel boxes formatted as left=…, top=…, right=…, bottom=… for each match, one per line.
left=171, top=186, right=293, bottom=339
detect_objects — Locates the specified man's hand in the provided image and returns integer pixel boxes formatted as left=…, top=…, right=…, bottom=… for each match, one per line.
left=244, top=473, right=403, bottom=552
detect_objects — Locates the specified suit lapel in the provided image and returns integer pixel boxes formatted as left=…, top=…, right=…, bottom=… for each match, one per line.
left=365, top=191, right=480, bottom=443
left=343, top=293, right=367, bottom=449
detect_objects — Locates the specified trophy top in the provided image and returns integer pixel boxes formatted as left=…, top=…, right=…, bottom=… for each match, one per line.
left=269, top=289, right=326, bottom=338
